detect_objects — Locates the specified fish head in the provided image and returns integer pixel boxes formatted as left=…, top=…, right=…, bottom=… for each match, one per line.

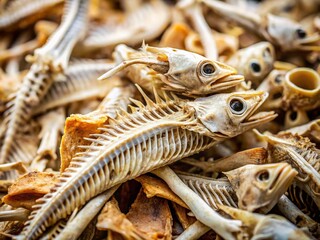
left=228, top=42, right=275, bottom=87
left=257, top=69, right=286, bottom=110
left=266, top=14, right=320, bottom=51
left=99, top=44, right=244, bottom=95
left=224, top=163, right=297, bottom=213
left=187, top=91, right=277, bottom=138
left=144, top=46, right=245, bottom=95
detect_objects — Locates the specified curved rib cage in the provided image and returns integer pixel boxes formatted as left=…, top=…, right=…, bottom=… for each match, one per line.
left=178, top=174, right=238, bottom=210
left=289, top=149, right=320, bottom=209
left=33, top=60, right=115, bottom=115
left=279, top=136, right=320, bottom=206
left=287, top=186, right=320, bottom=221
left=18, top=94, right=218, bottom=239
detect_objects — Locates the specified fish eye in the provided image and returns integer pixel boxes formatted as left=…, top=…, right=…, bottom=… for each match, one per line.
left=229, top=98, right=247, bottom=115
left=282, top=3, right=294, bottom=12
left=250, top=62, right=261, bottom=73
left=275, top=74, right=282, bottom=83
left=201, top=62, right=216, bottom=76
left=257, top=170, right=270, bottom=182
left=296, top=28, right=306, bottom=39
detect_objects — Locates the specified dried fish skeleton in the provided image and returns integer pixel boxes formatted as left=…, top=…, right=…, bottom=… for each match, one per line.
left=259, top=131, right=320, bottom=208
left=17, top=89, right=275, bottom=239
left=99, top=44, right=244, bottom=96
left=177, top=162, right=296, bottom=214
left=0, top=0, right=88, bottom=169
left=162, top=163, right=297, bottom=239
left=201, top=0, right=320, bottom=51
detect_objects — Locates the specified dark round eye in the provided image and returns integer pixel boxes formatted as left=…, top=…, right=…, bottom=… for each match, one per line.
left=230, top=99, right=246, bottom=114
left=257, top=171, right=269, bottom=182
left=290, top=111, right=297, bottom=121
left=275, top=74, right=282, bottom=83
left=250, top=62, right=261, bottom=73
left=201, top=63, right=216, bottom=76
left=282, top=4, right=294, bottom=12
left=296, top=28, right=306, bottom=39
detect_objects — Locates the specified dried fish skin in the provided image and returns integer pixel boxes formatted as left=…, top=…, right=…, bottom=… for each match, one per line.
left=96, top=197, right=148, bottom=239
left=2, top=172, right=58, bottom=210
left=59, top=113, right=110, bottom=172
left=135, top=175, right=188, bottom=208
left=126, top=190, right=173, bottom=240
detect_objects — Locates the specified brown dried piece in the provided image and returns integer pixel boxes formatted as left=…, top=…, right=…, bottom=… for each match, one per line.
left=160, top=23, right=191, bottom=50
left=117, top=180, right=141, bottom=213
left=172, top=203, right=196, bottom=230
left=126, top=190, right=172, bottom=240
left=59, top=114, right=109, bottom=172
left=2, top=172, right=58, bottom=210
left=96, top=197, right=148, bottom=240
left=135, top=175, right=188, bottom=209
